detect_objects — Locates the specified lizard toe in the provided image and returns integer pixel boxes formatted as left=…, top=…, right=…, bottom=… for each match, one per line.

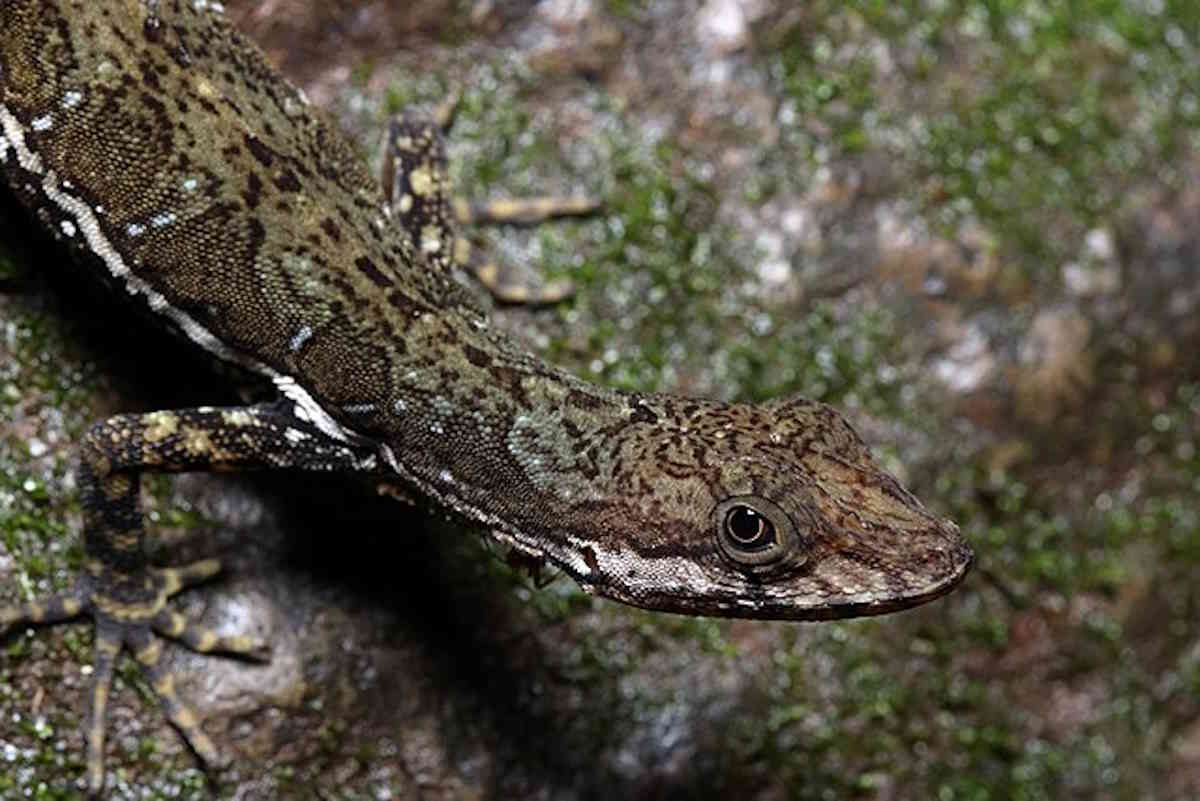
left=125, top=625, right=226, bottom=767
left=0, top=586, right=88, bottom=634
left=152, top=606, right=272, bottom=662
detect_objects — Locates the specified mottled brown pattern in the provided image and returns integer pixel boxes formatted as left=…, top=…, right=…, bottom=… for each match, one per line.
left=0, top=0, right=972, bottom=791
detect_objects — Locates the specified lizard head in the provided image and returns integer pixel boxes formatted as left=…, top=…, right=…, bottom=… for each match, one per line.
left=546, top=394, right=972, bottom=620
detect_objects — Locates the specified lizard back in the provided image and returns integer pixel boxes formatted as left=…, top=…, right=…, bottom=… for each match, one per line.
left=0, top=0, right=462, bottom=424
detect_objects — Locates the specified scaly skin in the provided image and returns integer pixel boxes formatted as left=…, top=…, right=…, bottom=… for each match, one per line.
left=0, top=0, right=972, bottom=793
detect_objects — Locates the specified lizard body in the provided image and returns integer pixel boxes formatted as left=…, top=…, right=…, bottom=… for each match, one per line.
left=0, top=0, right=972, bottom=792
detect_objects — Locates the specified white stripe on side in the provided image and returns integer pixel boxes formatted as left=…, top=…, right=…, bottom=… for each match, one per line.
left=0, top=103, right=361, bottom=449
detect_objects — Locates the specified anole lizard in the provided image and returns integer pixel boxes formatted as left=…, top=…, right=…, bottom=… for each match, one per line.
left=0, top=0, right=973, bottom=793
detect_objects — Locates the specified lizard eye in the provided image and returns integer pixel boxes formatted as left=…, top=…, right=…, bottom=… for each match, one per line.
left=713, top=495, right=806, bottom=572
left=724, top=505, right=775, bottom=550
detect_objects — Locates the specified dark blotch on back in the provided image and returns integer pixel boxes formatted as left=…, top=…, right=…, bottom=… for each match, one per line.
left=244, top=133, right=274, bottom=166
left=462, top=343, right=492, bottom=368
left=273, top=168, right=301, bottom=193
left=320, top=217, right=342, bottom=243
left=355, top=255, right=393, bottom=287
left=242, top=171, right=262, bottom=208
left=567, top=389, right=605, bottom=410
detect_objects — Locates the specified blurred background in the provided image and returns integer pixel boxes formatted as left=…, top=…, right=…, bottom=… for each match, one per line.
left=1, top=1, right=1197, bottom=798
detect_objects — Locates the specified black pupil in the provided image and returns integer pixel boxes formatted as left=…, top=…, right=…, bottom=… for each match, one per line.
left=725, top=506, right=775, bottom=549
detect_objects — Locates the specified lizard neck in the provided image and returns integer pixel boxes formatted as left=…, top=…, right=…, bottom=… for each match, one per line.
left=360, top=305, right=636, bottom=539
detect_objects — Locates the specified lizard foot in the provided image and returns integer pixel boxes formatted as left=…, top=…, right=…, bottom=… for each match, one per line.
left=380, top=100, right=599, bottom=305
left=0, top=558, right=269, bottom=796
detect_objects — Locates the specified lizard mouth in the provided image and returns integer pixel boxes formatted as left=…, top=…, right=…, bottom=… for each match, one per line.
left=584, top=534, right=975, bottom=622
left=808, top=539, right=975, bottom=620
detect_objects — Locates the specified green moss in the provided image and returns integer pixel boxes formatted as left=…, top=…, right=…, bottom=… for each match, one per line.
left=769, top=12, right=882, bottom=159
left=604, top=0, right=650, bottom=19
left=765, top=0, right=1200, bottom=274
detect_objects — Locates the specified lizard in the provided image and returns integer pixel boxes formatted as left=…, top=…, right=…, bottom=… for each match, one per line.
left=0, top=0, right=974, bottom=794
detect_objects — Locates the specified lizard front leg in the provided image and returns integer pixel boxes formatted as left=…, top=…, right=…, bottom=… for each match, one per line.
left=0, top=401, right=375, bottom=795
